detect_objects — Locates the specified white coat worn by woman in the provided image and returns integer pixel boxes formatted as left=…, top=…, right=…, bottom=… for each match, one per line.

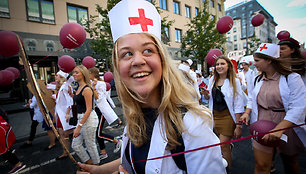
left=247, top=73, right=306, bottom=146
left=120, top=110, right=226, bottom=173
left=208, top=77, right=247, bottom=124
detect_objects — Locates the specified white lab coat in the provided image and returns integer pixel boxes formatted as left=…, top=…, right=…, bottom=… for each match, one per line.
left=208, top=77, right=247, bottom=123
left=190, top=70, right=201, bottom=99
left=247, top=73, right=306, bottom=147
left=55, top=81, right=75, bottom=131
left=94, top=81, right=118, bottom=124
left=121, top=110, right=226, bottom=174
left=29, top=96, right=44, bottom=123
left=238, top=69, right=257, bottom=94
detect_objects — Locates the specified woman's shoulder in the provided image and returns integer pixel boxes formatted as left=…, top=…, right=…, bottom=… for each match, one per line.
left=183, top=109, right=213, bottom=131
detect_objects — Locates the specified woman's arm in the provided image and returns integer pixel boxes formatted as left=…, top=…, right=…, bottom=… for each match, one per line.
left=73, top=87, right=94, bottom=138
left=234, top=113, right=242, bottom=139
left=77, top=158, right=121, bottom=174
left=240, top=108, right=251, bottom=125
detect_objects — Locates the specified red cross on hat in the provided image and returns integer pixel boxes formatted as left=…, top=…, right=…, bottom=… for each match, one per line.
left=129, top=9, right=153, bottom=32
left=259, top=44, right=268, bottom=51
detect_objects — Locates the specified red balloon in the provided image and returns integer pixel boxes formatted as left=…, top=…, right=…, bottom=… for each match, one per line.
left=106, top=82, right=111, bottom=91
left=250, top=120, right=281, bottom=147
left=5, top=67, right=20, bottom=80
left=59, top=23, right=86, bottom=49
left=82, top=56, right=96, bottom=69
left=277, top=30, right=290, bottom=40
left=0, top=70, right=15, bottom=86
left=217, top=16, right=234, bottom=34
left=0, top=31, right=20, bottom=57
left=104, top=72, right=114, bottom=83
left=251, top=14, right=265, bottom=27
left=58, top=55, right=76, bottom=73
left=206, top=49, right=223, bottom=65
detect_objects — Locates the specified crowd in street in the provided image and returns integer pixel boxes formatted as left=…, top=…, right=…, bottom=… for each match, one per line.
left=1, top=0, right=305, bottom=174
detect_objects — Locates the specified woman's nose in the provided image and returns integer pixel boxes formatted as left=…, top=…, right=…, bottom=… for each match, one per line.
left=131, top=52, right=146, bottom=66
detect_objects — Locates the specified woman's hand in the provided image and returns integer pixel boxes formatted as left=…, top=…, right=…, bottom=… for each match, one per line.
left=240, top=113, right=249, bottom=125
left=262, top=129, right=282, bottom=143
left=234, top=126, right=242, bottom=139
left=73, top=126, right=81, bottom=138
left=65, top=114, right=70, bottom=123
left=203, top=89, right=209, bottom=100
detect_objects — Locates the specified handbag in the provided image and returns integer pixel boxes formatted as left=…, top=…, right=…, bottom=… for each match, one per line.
left=69, top=102, right=78, bottom=126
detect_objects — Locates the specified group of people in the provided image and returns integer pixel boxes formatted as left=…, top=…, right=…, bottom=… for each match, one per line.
left=75, top=0, right=305, bottom=174
left=2, top=0, right=305, bottom=173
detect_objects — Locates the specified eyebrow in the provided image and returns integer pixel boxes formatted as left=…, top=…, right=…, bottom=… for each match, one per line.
left=118, top=41, right=156, bottom=52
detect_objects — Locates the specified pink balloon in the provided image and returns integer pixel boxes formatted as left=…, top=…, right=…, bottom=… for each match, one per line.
left=59, top=23, right=86, bottom=49
left=217, top=16, right=234, bottom=34
left=106, top=82, right=111, bottom=91
left=5, top=67, right=20, bottom=80
left=277, top=30, right=290, bottom=40
left=82, top=56, right=96, bottom=69
left=251, top=14, right=265, bottom=27
left=206, top=49, right=223, bottom=65
left=231, top=60, right=238, bottom=73
left=104, top=72, right=114, bottom=83
left=0, top=31, right=20, bottom=57
left=58, top=55, right=76, bottom=73
left=0, top=70, right=15, bottom=86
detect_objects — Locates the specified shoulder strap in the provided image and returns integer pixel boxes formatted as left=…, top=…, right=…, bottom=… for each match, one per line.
left=170, top=108, right=187, bottom=172
left=253, top=74, right=262, bottom=86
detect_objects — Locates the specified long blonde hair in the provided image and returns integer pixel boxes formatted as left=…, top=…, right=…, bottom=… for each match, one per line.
left=213, top=56, right=238, bottom=98
left=112, top=33, right=211, bottom=149
left=76, top=65, right=91, bottom=86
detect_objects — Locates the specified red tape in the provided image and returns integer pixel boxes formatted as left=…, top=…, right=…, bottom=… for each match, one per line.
left=134, top=123, right=305, bottom=163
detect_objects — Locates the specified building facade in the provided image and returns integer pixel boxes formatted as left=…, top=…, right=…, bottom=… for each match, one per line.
left=0, top=0, right=225, bottom=101
left=225, top=0, right=277, bottom=54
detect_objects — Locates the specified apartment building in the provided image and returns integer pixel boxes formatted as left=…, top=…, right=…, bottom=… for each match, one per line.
left=0, top=0, right=225, bottom=101
left=225, top=0, right=277, bottom=54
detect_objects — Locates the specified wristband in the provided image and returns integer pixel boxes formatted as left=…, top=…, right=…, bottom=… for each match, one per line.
left=78, top=123, right=83, bottom=127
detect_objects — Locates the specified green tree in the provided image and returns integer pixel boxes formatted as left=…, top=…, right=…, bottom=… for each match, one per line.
left=247, top=34, right=261, bottom=55
left=179, top=1, right=226, bottom=69
left=84, top=0, right=173, bottom=71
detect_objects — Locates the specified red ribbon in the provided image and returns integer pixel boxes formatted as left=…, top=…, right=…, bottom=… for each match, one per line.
left=134, top=123, right=305, bottom=163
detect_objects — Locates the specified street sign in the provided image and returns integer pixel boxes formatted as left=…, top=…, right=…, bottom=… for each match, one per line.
left=228, top=50, right=246, bottom=60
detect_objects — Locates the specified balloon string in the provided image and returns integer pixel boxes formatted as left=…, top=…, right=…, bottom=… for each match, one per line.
left=134, top=123, right=306, bottom=163
left=21, top=48, right=64, bottom=72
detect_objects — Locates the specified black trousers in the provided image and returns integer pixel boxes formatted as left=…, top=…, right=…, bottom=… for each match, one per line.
left=95, top=107, right=116, bottom=150
left=28, top=108, right=39, bottom=142
left=1, top=150, right=19, bottom=166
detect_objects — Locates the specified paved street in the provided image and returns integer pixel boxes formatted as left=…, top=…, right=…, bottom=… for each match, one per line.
left=0, top=99, right=305, bottom=174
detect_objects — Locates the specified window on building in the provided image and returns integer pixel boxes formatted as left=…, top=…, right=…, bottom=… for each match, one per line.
left=234, top=21, right=236, bottom=25
left=218, top=3, right=221, bottom=11
left=211, top=15, right=215, bottom=21
left=146, top=0, right=152, bottom=2
left=26, top=0, right=55, bottom=24
left=227, top=37, right=231, bottom=41
left=210, top=0, right=214, bottom=8
left=46, top=43, right=54, bottom=52
left=67, top=4, right=88, bottom=24
left=173, top=1, right=180, bottom=15
left=249, top=10, right=253, bottom=15
left=243, top=42, right=247, bottom=48
left=159, top=0, right=167, bottom=10
left=234, top=44, right=237, bottom=50
left=242, top=6, right=245, bottom=10
left=242, top=13, right=245, bottom=18
left=195, top=7, right=199, bottom=16
left=175, top=28, right=182, bottom=42
left=185, top=5, right=190, bottom=18
left=233, top=27, right=237, bottom=32
left=248, top=3, right=253, bottom=8
left=0, top=0, right=10, bottom=18
left=28, top=41, right=36, bottom=51
left=234, top=35, right=237, bottom=41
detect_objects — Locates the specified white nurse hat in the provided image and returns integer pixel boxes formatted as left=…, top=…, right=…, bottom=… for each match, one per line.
left=108, top=0, right=161, bottom=43
left=254, top=43, right=280, bottom=58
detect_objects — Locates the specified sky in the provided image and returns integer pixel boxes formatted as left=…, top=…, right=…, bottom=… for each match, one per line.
left=224, top=0, right=306, bottom=46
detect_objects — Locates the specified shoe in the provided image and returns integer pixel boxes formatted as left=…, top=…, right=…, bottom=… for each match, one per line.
left=44, top=145, right=56, bottom=151
left=113, top=139, right=122, bottom=153
left=20, top=142, right=32, bottom=149
left=270, top=164, right=276, bottom=174
left=8, top=163, right=26, bottom=174
left=56, top=155, right=68, bottom=160
left=100, top=153, right=108, bottom=160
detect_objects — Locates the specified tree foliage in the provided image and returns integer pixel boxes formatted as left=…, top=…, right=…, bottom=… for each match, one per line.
left=179, top=1, right=226, bottom=67
left=83, top=0, right=173, bottom=71
left=247, top=34, right=261, bottom=55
